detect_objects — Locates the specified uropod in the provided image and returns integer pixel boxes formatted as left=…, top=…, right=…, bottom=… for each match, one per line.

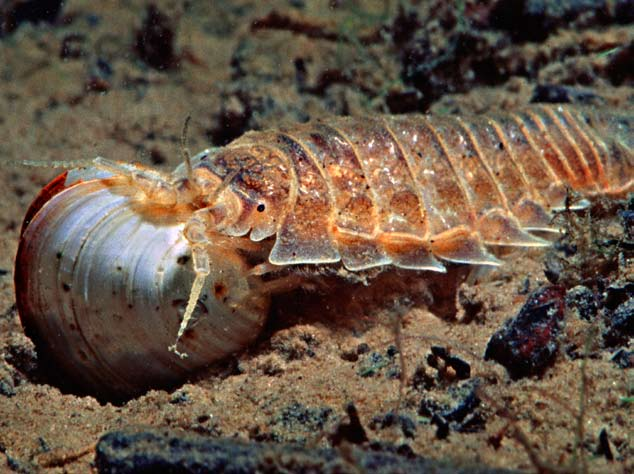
left=14, top=105, right=634, bottom=400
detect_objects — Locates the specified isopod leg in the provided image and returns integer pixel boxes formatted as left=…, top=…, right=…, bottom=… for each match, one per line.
left=248, top=262, right=282, bottom=276
left=256, top=273, right=308, bottom=294
left=168, top=245, right=210, bottom=358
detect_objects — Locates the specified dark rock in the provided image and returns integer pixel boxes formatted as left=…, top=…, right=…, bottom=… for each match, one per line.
left=356, top=343, right=370, bottom=355
left=621, top=209, right=634, bottom=241
left=0, top=377, right=15, bottom=397
left=95, top=428, right=517, bottom=474
left=134, top=5, right=179, bottom=70
left=329, top=403, right=369, bottom=446
left=603, top=297, right=634, bottom=346
left=443, top=390, right=481, bottom=424
left=410, top=363, right=434, bottom=391
left=418, top=398, right=443, bottom=418
left=4, top=336, right=38, bottom=378
left=489, top=0, right=608, bottom=43
left=390, top=5, right=421, bottom=45
left=530, top=84, right=599, bottom=104
left=207, top=92, right=253, bottom=146
left=610, top=349, right=633, bottom=369
left=274, top=402, right=333, bottom=432
left=448, top=356, right=472, bottom=380
left=0, top=0, right=64, bottom=36
left=544, top=253, right=565, bottom=284
left=484, top=285, right=566, bottom=378
left=431, top=414, right=450, bottom=440
left=419, top=383, right=485, bottom=439
left=60, top=33, right=85, bottom=59
left=458, top=285, right=486, bottom=323
left=427, top=346, right=471, bottom=381
left=605, top=41, right=634, bottom=86
left=596, top=428, right=614, bottom=461
left=357, top=351, right=389, bottom=377
left=615, top=0, right=634, bottom=23
left=169, top=391, right=190, bottom=404
left=386, top=345, right=399, bottom=358
left=603, top=282, right=634, bottom=311
left=565, top=285, right=598, bottom=321
left=385, top=89, right=424, bottom=114
left=369, top=412, right=417, bottom=439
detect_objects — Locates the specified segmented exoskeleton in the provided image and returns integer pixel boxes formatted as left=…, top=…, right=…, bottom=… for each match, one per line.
left=15, top=105, right=633, bottom=398
left=199, top=105, right=632, bottom=271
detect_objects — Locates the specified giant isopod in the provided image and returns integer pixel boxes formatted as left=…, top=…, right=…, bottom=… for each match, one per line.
left=14, top=105, right=633, bottom=400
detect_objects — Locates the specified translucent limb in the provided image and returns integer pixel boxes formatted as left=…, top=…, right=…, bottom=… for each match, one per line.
left=248, top=262, right=282, bottom=276
left=168, top=244, right=210, bottom=358
left=11, top=158, right=95, bottom=168
left=93, top=157, right=178, bottom=206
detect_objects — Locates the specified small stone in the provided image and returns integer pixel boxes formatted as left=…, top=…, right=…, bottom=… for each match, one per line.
left=565, top=285, right=597, bottom=321
left=611, top=349, right=633, bottom=369
left=0, top=377, right=16, bottom=397
left=484, top=285, right=566, bottom=379
left=603, top=298, right=634, bottom=346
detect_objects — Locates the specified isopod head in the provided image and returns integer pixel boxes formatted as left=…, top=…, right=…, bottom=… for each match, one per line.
left=15, top=168, right=269, bottom=401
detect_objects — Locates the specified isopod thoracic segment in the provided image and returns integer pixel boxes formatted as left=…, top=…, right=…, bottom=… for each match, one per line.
left=14, top=105, right=633, bottom=398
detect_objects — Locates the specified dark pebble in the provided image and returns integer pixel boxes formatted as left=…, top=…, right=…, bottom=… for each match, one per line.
left=489, top=0, right=608, bottom=42
left=544, top=253, right=565, bottom=284
left=386, top=345, right=399, bottom=358
left=410, top=364, right=434, bottom=391
left=369, top=412, right=417, bottom=439
left=329, top=403, right=368, bottom=446
left=603, top=298, right=634, bottom=347
left=620, top=209, right=634, bottom=240
left=385, top=89, right=424, bottom=114
left=275, top=402, right=332, bottom=432
left=356, top=342, right=370, bottom=354
left=60, top=33, right=85, bottom=59
left=431, top=414, right=450, bottom=440
left=207, top=92, right=253, bottom=146
left=611, top=349, right=633, bottom=369
left=605, top=40, right=634, bottom=86
left=0, top=0, right=64, bottom=36
left=565, top=285, right=598, bottom=321
left=169, top=391, right=190, bottom=404
left=357, top=351, right=388, bottom=377
left=596, top=428, right=614, bottom=461
left=531, top=84, right=598, bottom=104
left=484, top=285, right=566, bottom=379
left=443, top=390, right=480, bottom=424
left=427, top=346, right=471, bottom=380
left=418, top=398, right=443, bottom=418
left=134, top=5, right=179, bottom=70
left=0, top=378, right=15, bottom=397
left=340, top=349, right=359, bottom=362
left=419, top=384, right=485, bottom=439
left=96, top=428, right=517, bottom=474
left=603, top=282, right=634, bottom=311
left=447, top=356, right=471, bottom=380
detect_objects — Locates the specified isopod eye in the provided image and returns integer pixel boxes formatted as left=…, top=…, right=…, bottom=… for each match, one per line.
left=257, top=203, right=266, bottom=212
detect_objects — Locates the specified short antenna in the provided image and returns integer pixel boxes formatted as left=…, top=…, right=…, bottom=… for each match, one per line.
left=181, top=115, right=193, bottom=180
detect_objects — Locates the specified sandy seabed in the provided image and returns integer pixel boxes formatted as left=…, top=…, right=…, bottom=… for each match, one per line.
left=0, top=1, right=632, bottom=472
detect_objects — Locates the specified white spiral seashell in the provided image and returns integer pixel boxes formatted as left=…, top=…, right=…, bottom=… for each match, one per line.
left=15, top=171, right=269, bottom=400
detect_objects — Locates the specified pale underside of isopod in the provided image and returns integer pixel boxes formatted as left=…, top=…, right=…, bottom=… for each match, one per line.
left=15, top=105, right=633, bottom=399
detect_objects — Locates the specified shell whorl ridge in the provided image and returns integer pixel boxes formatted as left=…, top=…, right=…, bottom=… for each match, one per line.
left=14, top=105, right=633, bottom=399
